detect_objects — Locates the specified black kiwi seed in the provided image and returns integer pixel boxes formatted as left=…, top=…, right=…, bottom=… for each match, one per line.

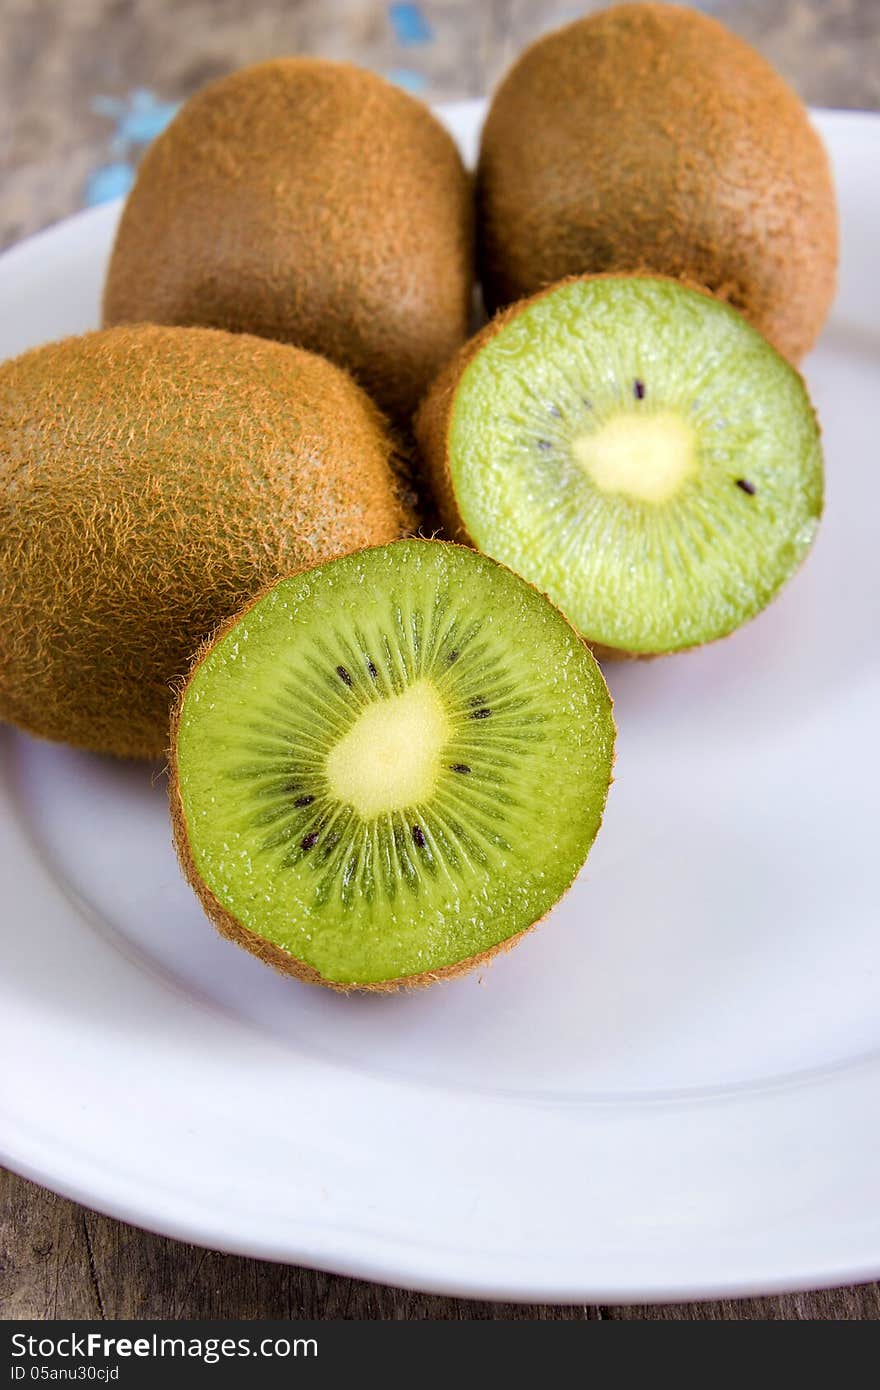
left=301, top=831, right=319, bottom=851
left=294, top=794, right=315, bottom=807
left=412, top=825, right=426, bottom=848
left=537, top=439, right=553, bottom=450
left=336, top=665, right=353, bottom=687
left=367, top=660, right=378, bottom=679
left=451, top=763, right=471, bottom=774
left=471, top=707, right=492, bottom=720
left=736, top=478, right=757, bottom=495
left=634, top=379, right=646, bottom=400
left=447, top=649, right=459, bottom=663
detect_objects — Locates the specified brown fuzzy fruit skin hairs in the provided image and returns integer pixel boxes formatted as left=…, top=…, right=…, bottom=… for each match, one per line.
left=414, top=305, right=518, bottom=550
left=168, top=539, right=611, bottom=992
left=103, top=58, right=474, bottom=422
left=0, top=325, right=410, bottom=760
left=477, top=2, right=838, bottom=362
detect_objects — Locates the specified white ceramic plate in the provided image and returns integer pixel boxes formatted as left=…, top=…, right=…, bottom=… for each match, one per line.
left=1, top=101, right=879, bottom=1304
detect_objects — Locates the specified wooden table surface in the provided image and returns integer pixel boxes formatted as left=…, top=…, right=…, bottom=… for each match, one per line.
left=2, top=0, right=879, bottom=1321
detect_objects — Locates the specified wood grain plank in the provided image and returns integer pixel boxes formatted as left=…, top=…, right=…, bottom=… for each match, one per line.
left=1, top=1171, right=101, bottom=1319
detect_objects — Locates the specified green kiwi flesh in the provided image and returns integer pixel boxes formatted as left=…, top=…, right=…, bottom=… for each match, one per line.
left=171, top=540, right=615, bottom=990
left=423, top=276, right=823, bottom=656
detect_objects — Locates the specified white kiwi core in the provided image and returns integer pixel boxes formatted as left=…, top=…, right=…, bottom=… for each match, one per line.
left=573, top=412, right=697, bottom=503
left=325, top=678, right=450, bottom=819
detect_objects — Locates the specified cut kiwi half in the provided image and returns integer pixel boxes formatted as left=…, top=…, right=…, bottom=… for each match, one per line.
left=416, top=275, right=824, bottom=656
left=171, top=540, right=615, bottom=991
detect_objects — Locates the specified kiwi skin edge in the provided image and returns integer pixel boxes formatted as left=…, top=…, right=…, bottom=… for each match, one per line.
left=168, top=539, right=615, bottom=994
left=414, top=271, right=823, bottom=664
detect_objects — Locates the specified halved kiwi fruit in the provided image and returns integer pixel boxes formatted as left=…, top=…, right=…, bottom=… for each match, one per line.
left=416, top=275, right=824, bottom=658
left=171, top=540, right=615, bottom=991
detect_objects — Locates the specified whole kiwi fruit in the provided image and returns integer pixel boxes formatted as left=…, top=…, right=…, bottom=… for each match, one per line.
left=0, top=325, right=409, bottom=759
left=477, top=2, right=837, bottom=362
left=103, top=58, right=474, bottom=420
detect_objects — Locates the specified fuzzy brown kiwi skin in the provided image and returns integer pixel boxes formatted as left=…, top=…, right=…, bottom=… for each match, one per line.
left=0, top=325, right=412, bottom=760
left=103, top=58, right=474, bottom=422
left=477, top=2, right=837, bottom=364
left=168, top=538, right=615, bottom=994
left=414, top=271, right=822, bottom=663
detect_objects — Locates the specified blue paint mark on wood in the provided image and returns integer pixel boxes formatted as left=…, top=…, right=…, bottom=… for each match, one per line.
left=91, top=90, right=180, bottom=149
left=85, top=89, right=181, bottom=208
left=389, top=3, right=433, bottom=46
left=84, top=162, right=135, bottom=206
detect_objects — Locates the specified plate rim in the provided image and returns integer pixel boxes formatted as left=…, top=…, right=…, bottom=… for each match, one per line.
left=6, top=1144, right=880, bottom=1306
